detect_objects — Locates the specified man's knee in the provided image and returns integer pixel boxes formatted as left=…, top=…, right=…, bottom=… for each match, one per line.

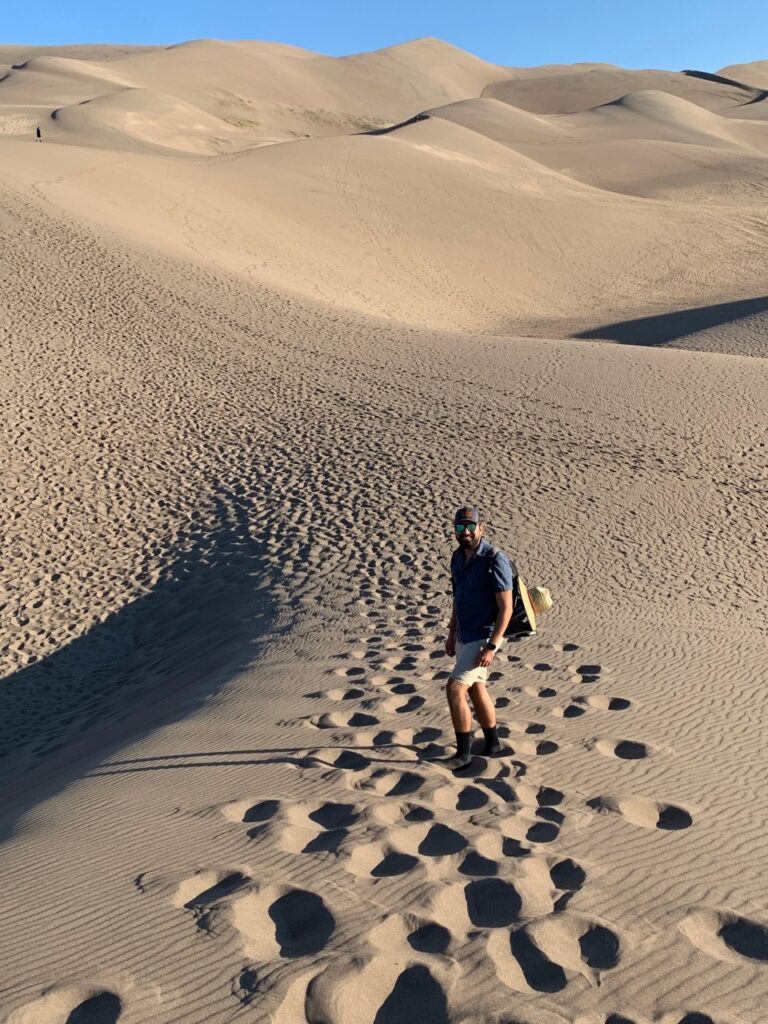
left=446, top=678, right=467, bottom=703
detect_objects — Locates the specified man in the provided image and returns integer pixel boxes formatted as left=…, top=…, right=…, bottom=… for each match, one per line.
left=443, top=506, right=515, bottom=770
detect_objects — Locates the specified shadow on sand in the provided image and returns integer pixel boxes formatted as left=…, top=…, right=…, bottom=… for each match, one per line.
left=0, top=487, right=282, bottom=844
left=574, top=295, right=768, bottom=348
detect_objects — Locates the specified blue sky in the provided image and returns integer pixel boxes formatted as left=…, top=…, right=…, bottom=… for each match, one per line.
left=5, top=0, right=766, bottom=71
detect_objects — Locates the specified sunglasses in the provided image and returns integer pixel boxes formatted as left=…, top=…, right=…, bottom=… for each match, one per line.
left=455, top=522, right=478, bottom=533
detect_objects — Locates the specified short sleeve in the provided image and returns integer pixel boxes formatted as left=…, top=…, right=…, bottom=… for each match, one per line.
left=491, top=552, right=516, bottom=592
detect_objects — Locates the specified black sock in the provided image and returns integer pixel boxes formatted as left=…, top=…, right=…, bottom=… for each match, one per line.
left=482, top=726, right=501, bottom=755
left=456, top=731, right=472, bottom=760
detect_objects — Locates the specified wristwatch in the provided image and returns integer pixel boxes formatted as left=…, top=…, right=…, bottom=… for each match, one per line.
left=485, top=642, right=497, bottom=651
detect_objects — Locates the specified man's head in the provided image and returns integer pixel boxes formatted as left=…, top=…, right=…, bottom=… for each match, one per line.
left=454, top=505, right=483, bottom=552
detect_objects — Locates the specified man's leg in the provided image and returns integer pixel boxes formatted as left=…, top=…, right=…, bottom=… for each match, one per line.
left=468, top=682, right=502, bottom=756
left=444, top=677, right=473, bottom=769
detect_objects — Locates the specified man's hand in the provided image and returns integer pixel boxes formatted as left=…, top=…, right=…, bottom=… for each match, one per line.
left=475, top=645, right=496, bottom=668
left=445, top=631, right=456, bottom=658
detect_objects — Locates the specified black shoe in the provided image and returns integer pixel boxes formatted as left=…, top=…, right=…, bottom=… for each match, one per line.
left=484, top=742, right=503, bottom=757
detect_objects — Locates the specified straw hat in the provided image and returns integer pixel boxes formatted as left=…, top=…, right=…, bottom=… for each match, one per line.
left=528, top=585, right=553, bottom=616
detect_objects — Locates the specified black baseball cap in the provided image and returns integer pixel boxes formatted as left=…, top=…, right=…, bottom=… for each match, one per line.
left=454, top=505, right=481, bottom=524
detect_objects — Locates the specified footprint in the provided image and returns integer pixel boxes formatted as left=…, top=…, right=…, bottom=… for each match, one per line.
left=579, top=924, right=621, bottom=968
left=333, top=750, right=371, bottom=771
left=343, top=833, right=425, bottom=878
left=309, top=711, right=379, bottom=729
left=308, top=802, right=362, bottom=829
left=182, top=872, right=250, bottom=912
left=526, top=821, right=559, bottom=844
left=367, top=912, right=453, bottom=958
left=351, top=767, right=426, bottom=797
left=593, top=738, right=650, bottom=760
left=7, top=990, right=123, bottom=1024
left=408, top=922, right=452, bottom=953
left=372, top=852, right=421, bottom=877
left=232, top=886, right=335, bottom=960
left=271, top=890, right=336, bottom=956
left=511, top=738, right=559, bottom=757
left=680, top=909, right=768, bottom=964
left=456, top=786, right=490, bottom=811
left=586, top=695, right=632, bottom=712
left=220, top=798, right=281, bottom=823
left=418, top=824, right=468, bottom=857
left=489, top=912, right=621, bottom=994
left=524, top=686, right=557, bottom=698
left=464, top=878, right=522, bottom=927
left=174, top=869, right=251, bottom=916
left=508, top=928, right=568, bottom=992
left=309, top=687, right=366, bottom=701
left=587, top=795, right=692, bottom=831
left=502, top=838, right=531, bottom=858
left=506, top=720, right=546, bottom=735
left=552, top=702, right=586, bottom=719
left=413, top=727, right=443, bottom=744
left=300, top=957, right=401, bottom=1024
left=481, top=777, right=516, bottom=803
left=549, top=858, right=587, bottom=892
left=459, top=851, right=499, bottom=877
left=278, top=801, right=365, bottom=854
left=575, top=664, right=602, bottom=683
left=364, top=963, right=450, bottom=1024
left=394, top=695, right=425, bottom=713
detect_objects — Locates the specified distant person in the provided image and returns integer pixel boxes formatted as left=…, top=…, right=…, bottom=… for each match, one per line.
left=442, top=506, right=514, bottom=770
left=35, top=126, right=42, bottom=142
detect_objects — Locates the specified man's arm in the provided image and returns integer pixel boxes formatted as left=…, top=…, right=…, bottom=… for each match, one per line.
left=445, top=603, right=457, bottom=657
left=476, top=590, right=513, bottom=667
left=490, top=590, right=513, bottom=647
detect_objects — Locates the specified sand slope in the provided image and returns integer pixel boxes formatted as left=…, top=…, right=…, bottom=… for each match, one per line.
left=1, top=38, right=767, bottom=1024
left=1, top=37, right=508, bottom=149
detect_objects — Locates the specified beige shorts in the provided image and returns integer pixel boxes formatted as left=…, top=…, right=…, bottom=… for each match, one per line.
left=451, top=639, right=489, bottom=687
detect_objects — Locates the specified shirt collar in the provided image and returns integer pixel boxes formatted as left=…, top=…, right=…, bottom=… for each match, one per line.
left=457, top=536, right=491, bottom=562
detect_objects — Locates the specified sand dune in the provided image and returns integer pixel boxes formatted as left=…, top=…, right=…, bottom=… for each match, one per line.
left=484, top=65, right=765, bottom=114
left=53, top=88, right=247, bottom=154
left=426, top=91, right=768, bottom=201
left=718, top=59, right=768, bottom=90
left=3, top=111, right=766, bottom=332
left=2, top=37, right=508, bottom=148
left=1, top=37, right=767, bottom=1024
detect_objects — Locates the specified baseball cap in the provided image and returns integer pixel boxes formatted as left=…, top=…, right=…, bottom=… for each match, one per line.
left=454, top=505, right=481, bottom=524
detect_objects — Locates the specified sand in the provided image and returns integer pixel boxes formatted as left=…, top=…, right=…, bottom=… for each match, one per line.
left=0, top=37, right=766, bottom=1024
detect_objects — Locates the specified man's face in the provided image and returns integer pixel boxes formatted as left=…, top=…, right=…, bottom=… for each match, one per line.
left=455, top=519, right=483, bottom=551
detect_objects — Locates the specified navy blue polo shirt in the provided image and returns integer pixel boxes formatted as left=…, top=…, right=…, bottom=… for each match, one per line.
left=451, top=538, right=516, bottom=643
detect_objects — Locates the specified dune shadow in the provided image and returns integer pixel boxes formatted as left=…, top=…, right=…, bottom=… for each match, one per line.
left=0, top=487, right=281, bottom=844
left=574, top=295, right=768, bottom=348
left=362, top=113, right=430, bottom=136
